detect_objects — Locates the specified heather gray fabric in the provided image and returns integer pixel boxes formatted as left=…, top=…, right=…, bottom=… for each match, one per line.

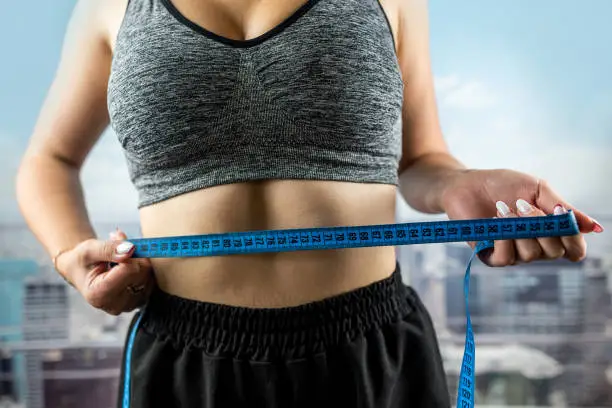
left=107, top=0, right=404, bottom=208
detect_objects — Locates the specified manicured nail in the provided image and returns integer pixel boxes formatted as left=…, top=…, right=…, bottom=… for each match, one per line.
left=116, top=242, right=134, bottom=255
left=553, top=204, right=568, bottom=215
left=496, top=201, right=512, bottom=217
left=516, top=199, right=533, bottom=215
left=592, top=219, right=604, bottom=233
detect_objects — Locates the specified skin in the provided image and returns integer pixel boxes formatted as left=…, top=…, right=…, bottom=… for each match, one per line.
left=16, top=0, right=602, bottom=315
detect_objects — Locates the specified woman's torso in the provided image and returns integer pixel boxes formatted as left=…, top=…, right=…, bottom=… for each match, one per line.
left=105, top=0, right=403, bottom=307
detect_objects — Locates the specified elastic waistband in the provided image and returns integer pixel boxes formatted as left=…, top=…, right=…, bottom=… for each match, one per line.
left=140, top=265, right=414, bottom=360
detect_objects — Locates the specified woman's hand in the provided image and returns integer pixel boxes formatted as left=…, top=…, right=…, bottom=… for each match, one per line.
left=55, top=228, right=155, bottom=315
left=440, top=169, right=604, bottom=266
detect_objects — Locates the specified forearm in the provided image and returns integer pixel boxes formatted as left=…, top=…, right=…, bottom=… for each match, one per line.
left=16, top=154, right=97, bottom=259
left=398, top=152, right=467, bottom=214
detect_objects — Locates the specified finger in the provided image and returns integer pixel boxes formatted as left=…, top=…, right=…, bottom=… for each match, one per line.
left=101, top=307, right=122, bottom=317
left=96, top=262, right=149, bottom=296
left=109, top=286, right=148, bottom=315
left=515, top=199, right=566, bottom=259
left=512, top=199, right=544, bottom=262
left=552, top=204, right=588, bottom=262
left=86, top=262, right=149, bottom=310
left=481, top=201, right=517, bottom=267
left=535, top=179, right=604, bottom=234
left=108, top=228, right=129, bottom=268
left=81, top=238, right=135, bottom=266
left=110, top=270, right=153, bottom=313
left=92, top=278, right=150, bottom=315
left=124, top=280, right=154, bottom=311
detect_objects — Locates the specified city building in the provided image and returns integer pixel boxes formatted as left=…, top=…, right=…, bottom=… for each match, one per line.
left=42, top=346, right=123, bottom=408
left=22, top=278, right=70, bottom=408
left=0, top=348, right=14, bottom=402
left=0, top=259, right=39, bottom=403
left=441, top=245, right=612, bottom=406
left=13, top=274, right=128, bottom=408
left=442, top=342, right=565, bottom=406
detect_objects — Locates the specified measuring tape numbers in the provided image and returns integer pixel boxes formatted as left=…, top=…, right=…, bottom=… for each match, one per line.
left=130, top=212, right=578, bottom=259
left=126, top=212, right=579, bottom=408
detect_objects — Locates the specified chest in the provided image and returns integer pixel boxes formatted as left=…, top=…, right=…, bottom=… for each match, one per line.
left=106, top=0, right=403, bottom=164
left=108, top=0, right=399, bottom=53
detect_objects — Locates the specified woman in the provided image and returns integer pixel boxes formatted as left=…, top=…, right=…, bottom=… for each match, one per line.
left=15, top=0, right=601, bottom=407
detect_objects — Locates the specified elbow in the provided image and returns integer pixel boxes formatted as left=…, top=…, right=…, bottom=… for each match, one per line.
left=15, top=151, right=39, bottom=213
left=398, top=151, right=459, bottom=176
left=15, top=148, right=79, bottom=209
left=15, top=156, right=32, bottom=217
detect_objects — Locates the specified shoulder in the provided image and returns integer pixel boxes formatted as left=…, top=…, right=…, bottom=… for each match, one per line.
left=392, top=0, right=431, bottom=75
left=68, top=0, right=130, bottom=53
left=104, top=0, right=131, bottom=52
left=377, top=0, right=429, bottom=55
left=377, top=0, right=401, bottom=52
left=396, top=0, right=429, bottom=49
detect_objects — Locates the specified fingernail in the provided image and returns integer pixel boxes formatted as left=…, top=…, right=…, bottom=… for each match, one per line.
left=496, top=201, right=512, bottom=217
left=116, top=242, right=134, bottom=255
left=553, top=204, right=568, bottom=215
left=592, top=219, right=604, bottom=233
left=516, top=199, right=533, bottom=215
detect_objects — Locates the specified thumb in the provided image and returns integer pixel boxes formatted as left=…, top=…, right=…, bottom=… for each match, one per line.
left=81, top=238, right=135, bottom=268
left=106, top=228, right=133, bottom=270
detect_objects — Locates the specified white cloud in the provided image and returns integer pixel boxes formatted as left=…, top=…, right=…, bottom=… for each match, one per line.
left=434, top=75, right=461, bottom=95
left=435, top=75, right=497, bottom=109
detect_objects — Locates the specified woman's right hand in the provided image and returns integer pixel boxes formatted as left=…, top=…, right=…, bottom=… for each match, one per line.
left=55, top=228, right=155, bottom=315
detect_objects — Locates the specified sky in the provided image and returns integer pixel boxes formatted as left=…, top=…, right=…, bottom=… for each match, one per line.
left=0, top=0, right=610, bottom=225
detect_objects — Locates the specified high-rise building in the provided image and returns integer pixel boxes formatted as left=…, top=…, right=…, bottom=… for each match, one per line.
left=22, top=278, right=70, bottom=408
left=15, top=274, right=128, bottom=408
left=0, top=259, right=39, bottom=403
left=443, top=248, right=612, bottom=406
left=42, top=346, right=123, bottom=408
left=0, top=348, right=14, bottom=401
left=397, top=243, right=449, bottom=329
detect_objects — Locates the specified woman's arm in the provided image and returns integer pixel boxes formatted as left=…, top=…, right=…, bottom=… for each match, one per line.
left=16, top=0, right=113, bottom=263
left=393, top=0, right=596, bottom=266
left=395, top=0, right=466, bottom=214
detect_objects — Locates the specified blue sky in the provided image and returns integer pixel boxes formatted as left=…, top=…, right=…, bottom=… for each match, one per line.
left=428, top=0, right=612, bottom=148
left=0, top=0, right=610, bottom=223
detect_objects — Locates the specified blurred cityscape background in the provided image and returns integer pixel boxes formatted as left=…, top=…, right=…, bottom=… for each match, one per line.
left=0, top=223, right=611, bottom=407
left=1, top=0, right=611, bottom=407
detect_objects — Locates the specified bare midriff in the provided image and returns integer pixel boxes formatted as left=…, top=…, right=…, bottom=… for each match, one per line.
left=138, top=180, right=398, bottom=307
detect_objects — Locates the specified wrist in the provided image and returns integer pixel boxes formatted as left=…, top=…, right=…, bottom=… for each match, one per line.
left=437, top=168, right=476, bottom=213
left=399, top=152, right=469, bottom=214
left=52, top=247, right=76, bottom=287
left=51, top=236, right=95, bottom=288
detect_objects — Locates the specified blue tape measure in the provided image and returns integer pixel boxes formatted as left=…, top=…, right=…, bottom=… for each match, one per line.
left=130, top=212, right=578, bottom=259
left=127, top=212, right=578, bottom=408
left=459, top=239, right=492, bottom=408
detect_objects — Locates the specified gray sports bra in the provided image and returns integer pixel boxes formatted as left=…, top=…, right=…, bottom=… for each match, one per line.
left=107, top=0, right=404, bottom=208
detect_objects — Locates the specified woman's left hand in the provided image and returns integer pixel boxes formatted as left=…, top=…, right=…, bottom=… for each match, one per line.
left=440, top=169, right=604, bottom=266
